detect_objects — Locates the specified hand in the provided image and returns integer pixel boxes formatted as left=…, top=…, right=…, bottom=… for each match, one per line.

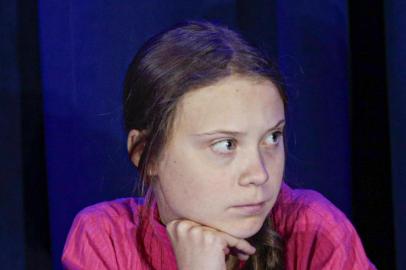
left=166, top=219, right=256, bottom=270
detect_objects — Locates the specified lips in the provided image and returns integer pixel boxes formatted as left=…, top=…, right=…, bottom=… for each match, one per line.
left=234, top=201, right=265, bottom=207
left=231, top=200, right=268, bottom=215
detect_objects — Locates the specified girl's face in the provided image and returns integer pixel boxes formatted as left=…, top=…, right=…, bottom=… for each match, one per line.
left=153, top=75, right=285, bottom=239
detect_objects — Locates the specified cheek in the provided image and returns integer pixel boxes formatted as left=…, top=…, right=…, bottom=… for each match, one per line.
left=265, top=145, right=285, bottom=170
left=277, top=146, right=286, bottom=172
left=262, top=146, right=285, bottom=195
left=157, top=149, right=222, bottom=204
left=157, top=157, right=230, bottom=224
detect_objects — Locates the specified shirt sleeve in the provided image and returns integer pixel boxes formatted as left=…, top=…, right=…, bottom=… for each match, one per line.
left=61, top=209, right=119, bottom=270
left=288, top=219, right=377, bottom=270
left=283, top=200, right=377, bottom=270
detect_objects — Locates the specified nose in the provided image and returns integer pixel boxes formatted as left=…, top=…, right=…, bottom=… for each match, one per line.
left=238, top=148, right=269, bottom=186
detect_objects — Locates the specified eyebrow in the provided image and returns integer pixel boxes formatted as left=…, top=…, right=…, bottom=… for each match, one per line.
left=192, top=119, right=286, bottom=137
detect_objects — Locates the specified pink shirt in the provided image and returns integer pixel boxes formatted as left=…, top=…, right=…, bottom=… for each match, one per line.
left=62, top=184, right=376, bottom=269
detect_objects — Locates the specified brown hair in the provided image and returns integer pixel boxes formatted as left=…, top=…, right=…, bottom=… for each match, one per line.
left=124, top=20, right=285, bottom=269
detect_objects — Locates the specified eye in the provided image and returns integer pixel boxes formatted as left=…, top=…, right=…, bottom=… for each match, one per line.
left=211, top=139, right=236, bottom=154
left=264, top=131, right=283, bottom=146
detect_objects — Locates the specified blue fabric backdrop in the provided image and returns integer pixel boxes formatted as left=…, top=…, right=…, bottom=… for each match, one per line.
left=0, top=1, right=25, bottom=269
left=386, top=1, right=406, bottom=269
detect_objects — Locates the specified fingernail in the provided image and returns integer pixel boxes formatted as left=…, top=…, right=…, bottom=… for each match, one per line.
left=242, top=255, right=249, bottom=261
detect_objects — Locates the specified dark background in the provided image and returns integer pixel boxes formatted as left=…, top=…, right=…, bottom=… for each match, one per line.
left=1, top=0, right=404, bottom=269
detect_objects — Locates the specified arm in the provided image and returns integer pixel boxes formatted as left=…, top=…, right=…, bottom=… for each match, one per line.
left=275, top=186, right=377, bottom=270
left=282, top=202, right=377, bottom=270
left=286, top=220, right=377, bottom=270
left=314, top=219, right=376, bottom=270
left=61, top=209, right=118, bottom=270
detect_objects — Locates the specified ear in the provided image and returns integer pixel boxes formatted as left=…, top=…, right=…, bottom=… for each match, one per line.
left=127, top=129, right=145, bottom=167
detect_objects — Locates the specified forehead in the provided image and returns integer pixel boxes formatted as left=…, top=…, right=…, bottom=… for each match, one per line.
left=173, top=76, right=285, bottom=133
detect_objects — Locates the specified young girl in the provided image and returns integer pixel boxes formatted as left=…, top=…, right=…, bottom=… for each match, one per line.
left=62, top=21, right=376, bottom=270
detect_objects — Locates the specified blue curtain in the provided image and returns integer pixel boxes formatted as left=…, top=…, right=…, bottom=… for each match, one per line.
left=386, top=1, right=406, bottom=269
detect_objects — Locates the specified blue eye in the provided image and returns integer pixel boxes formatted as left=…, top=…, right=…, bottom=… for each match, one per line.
left=212, top=139, right=236, bottom=154
left=264, top=131, right=283, bottom=145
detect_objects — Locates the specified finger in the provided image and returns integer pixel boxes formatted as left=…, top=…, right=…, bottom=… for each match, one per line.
left=166, top=219, right=193, bottom=241
left=237, top=253, right=250, bottom=261
left=166, top=219, right=181, bottom=229
left=220, top=233, right=256, bottom=255
left=166, top=219, right=182, bottom=235
left=167, top=219, right=201, bottom=229
left=166, top=219, right=204, bottom=240
left=230, top=247, right=251, bottom=261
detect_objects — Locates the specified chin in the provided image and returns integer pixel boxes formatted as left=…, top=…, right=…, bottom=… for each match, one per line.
left=223, top=218, right=265, bottom=239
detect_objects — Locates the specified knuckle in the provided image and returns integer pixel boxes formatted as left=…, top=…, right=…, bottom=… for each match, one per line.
left=203, top=231, right=218, bottom=244
left=189, top=226, right=203, bottom=237
left=166, top=221, right=177, bottom=231
left=176, top=221, right=191, bottom=232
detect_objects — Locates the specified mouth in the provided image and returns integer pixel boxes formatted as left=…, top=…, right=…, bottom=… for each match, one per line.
left=231, top=200, right=268, bottom=215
